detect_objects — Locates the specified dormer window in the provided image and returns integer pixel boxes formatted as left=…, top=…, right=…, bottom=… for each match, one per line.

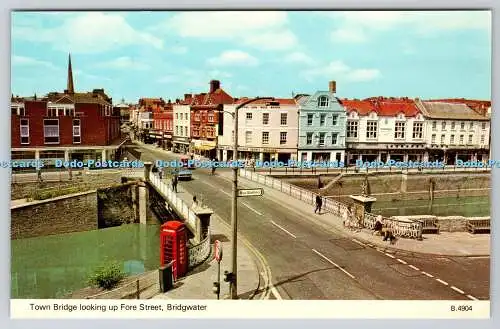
left=318, top=96, right=329, bottom=107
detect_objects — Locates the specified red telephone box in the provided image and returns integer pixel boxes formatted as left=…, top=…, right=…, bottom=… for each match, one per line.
left=160, top=221, right=188, bottom=280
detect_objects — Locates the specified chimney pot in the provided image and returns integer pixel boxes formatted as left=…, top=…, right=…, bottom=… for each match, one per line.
left=329, top=80, right=336, bottom=93
left=210, top=80, right=221, bottom=93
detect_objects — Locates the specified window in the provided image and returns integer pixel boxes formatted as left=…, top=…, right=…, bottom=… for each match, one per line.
left=332, top=115, right=338, bottom=126
left=11, top=107, right=17, bottom=115
left=176, top=113, right=178, bottom=119
left=176, top=126, right=179, bottom=135
left=441, top=121, right=446, bottom=130
left=245, top=131, right=252, bottom=144
left=320, top=114, right=326, bottom=126
left=432, top=121, right=437, bottom=130
left=262, top=113, right=269, bottom=125
left=281, top=113, right=287, bottom=125
left=47, top=108, right=57, bottom=117
left=280, top=132, right=287, bottom=145
left=208, top=112, right=214, bottom=122
left=246, top=113, right=252, bottom=121
left=72, top=119, right=81, bottom=144
left=412, top=122, right=423, bottom=139
left=450, top=135, right=455, bottom=144
left=331, top=133, right=338, bottom=145
left=440, top=134, right=445, bottom=144
left=451, top=122, right=456, bottom=130
left=480, top=135, right=485, bottom=144
left=20, top=119, right=29, bottom=144
left=319, top=133, right=325, bottom=146
left=195, top=113, right=200, bottom=121
left=318, top=96, right=329, bottom=107
left=262, top=132, right=269, bottom=144
left=366, top=121, right=378, bottom=139
left=469, top=122, right=474, bottom=130
left=431, top=134, right=436, bottom=144
left=306, top=133, right=313, bottom=145
left=482, top=122, right=487, bottom=130
left=468, top=135, right=473, bottom=144
left=307, top=114, right=313, bottom=126
left=347, top=120, right=358, bottom=138
left=394, top=122, right=405, bottom=139
left=43, top=119, right=59, bottom=144
left=459, top=135, right=464, bottom=144
left=460, top=122, right=465, bottom=130
left=232, top=130, right=234, bottom=142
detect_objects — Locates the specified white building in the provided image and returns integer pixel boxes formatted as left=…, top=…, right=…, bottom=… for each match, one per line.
left=172, top=103, right=191, bottom=153
left=341, top=97, right=426, bottom=164
left=218, top=98, right=299, bottom=162
left=415, top=99, right=490, bottom=163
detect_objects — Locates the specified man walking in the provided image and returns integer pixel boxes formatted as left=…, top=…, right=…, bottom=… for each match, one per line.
left=171, top=174, right=178, bottom=193
left=314, top=195, right=323, bottom=214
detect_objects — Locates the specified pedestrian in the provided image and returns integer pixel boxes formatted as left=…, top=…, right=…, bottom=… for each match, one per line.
left=158, top=167, right=163, bottom=180
left=211, top=158, right=216, bottom=175
left=171, top=174, right=178, bottom=193
left=192, top=195, right=198, bottom=208
left=373, top=215, right=383, bottom=235
left=382, top=222, right=396, bottom=244
left=314, top=195, right=323, bottom=214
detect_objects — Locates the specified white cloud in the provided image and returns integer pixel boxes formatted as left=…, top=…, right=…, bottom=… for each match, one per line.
left=11, top=55, right=58, bottom=70
left=160, top=11, right=297, bottom=51
left=284, top=52, right=315, bottom=65
left=303, top=60, right=381, bottom=82
left=207, top=50, right=259, bottom=67
left=330, top=11, right=490, bottom=44
left=12, top=12, right=163, bottom=53
left=96, top=57, right=150, bottom=70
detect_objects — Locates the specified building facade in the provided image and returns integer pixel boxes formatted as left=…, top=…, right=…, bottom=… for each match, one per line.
left=218, top=98, right=299, bottom=162
left=11, top=54, right=123, bottom=167
left=297, top=81, right=347, bottom=162
left=415, top=99, right=490, bottom=164
left=152, top=100, right=174, bottom=149
left=172, top=102, right=191, bottom=153
left=341, top=97, right=426, bottom=164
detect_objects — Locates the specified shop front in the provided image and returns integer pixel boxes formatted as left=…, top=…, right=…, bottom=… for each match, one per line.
left=192, top=139, right=217, bottom=159
left=172, top=137, right=190, bottom=154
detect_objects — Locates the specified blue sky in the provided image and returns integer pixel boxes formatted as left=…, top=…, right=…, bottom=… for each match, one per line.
left=11, top=11, right=491, bottom=104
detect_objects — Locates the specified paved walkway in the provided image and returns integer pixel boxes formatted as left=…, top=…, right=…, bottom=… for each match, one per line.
left=151, top=184, right=261, bottom=300
left=216, top=170, right=490, bottom=257
left=133, top=141, right=490, bottom=257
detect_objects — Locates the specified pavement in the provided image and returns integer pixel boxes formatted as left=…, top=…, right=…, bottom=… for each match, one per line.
left=151, top=182, right=262, bottom=300
left=131, top=140, right=490, bottom=300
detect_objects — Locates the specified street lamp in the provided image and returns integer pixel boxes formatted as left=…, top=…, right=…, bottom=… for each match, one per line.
left=229, top=96, right=274, bottom=299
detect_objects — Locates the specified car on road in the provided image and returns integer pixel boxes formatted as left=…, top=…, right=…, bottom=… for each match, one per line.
left=172, top=169, right=192, bottom=180
left=180, top=156, right=195, bottom=169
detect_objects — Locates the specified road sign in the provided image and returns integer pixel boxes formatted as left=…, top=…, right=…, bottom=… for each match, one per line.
left=237, top=188, right=264, bottom=197
left=214, top=240, right=223, bottom=262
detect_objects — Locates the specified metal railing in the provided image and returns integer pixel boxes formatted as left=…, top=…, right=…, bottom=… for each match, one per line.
left=188, top=232, right=212, bottom=268
left=85, top=270, right=159, bottom=299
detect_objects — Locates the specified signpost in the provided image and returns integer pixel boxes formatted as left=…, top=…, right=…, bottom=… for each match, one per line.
left=213, top=240, right=223, bottom=300
left=237, top=188, right=264, bottom=197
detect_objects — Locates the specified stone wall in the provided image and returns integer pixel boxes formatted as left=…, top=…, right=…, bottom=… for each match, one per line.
left=11, top=191, right=98, bottom=240
left=97, top=182, right=138, bottom=228
left=390, top=215, right=490, bottom=233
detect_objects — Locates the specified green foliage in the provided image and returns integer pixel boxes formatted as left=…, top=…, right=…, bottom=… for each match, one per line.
left=88, top=262, right=125, bottom=290
left=30, top=186, right=87, bottom=200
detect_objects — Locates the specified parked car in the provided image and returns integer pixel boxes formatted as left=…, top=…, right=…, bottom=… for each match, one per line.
left=172, top=169, right=192, bottom=180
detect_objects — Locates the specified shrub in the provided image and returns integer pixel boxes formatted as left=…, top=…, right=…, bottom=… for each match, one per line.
left=88, top=262, right=125, bottom=290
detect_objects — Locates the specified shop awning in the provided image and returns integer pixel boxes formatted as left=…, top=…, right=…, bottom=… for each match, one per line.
left=195, top=145, right=215, bottom=151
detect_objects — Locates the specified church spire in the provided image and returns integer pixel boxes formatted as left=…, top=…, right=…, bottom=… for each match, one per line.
left=67, top=53, right=74, bottom=94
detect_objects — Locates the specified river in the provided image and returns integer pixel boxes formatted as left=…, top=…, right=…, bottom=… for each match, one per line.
left=371, top=195, right=490, bottom=217
left=11, top=223, right=160, bottom=299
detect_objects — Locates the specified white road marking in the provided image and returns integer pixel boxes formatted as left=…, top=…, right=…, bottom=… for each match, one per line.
left=451, top=286, right=465, bottom=294
left=242, top=202, right=264, bottom=216
left=311, top=249, right=356, bottom=279
left=467, top=295, right=479, bottom=301
left=270, top=220, right=296, bottom=238
left=408, top=265, right=420, bottom=271
left=351, top=238, right=366, bottom=247
left=385, top=253, right=396, bottom=259
left=436, top=278, right=449, bottom=286
left=421, top=271, right=434, bottom=278
left=397, top=259, right=407, bottom=265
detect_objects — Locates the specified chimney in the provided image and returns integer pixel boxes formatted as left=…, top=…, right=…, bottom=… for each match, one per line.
left=329, top=80, right=336, bottom=93
left=210, top=80, right=221, bottom=93
left=184, top=93, right=192, bottom=100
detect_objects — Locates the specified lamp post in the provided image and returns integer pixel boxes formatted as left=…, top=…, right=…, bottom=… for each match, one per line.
left=229, top=96, right=273, bottom=299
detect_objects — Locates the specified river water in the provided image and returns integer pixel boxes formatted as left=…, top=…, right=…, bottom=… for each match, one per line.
left=371, top=195, right=490, bottom=217
left=11, top=224, right=160, bottom=299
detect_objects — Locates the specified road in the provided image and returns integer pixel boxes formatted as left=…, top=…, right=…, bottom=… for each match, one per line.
left=133, top=144, right=490, bottom=300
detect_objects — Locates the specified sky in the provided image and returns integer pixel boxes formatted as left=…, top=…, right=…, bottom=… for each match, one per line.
left=11, top=10, right=492, bottom=104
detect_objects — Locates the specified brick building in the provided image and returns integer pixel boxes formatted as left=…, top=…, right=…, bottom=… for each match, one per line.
left=11, top=54, right=124, bottom=168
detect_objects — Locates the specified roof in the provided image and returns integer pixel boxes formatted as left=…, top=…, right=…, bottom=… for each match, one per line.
left=188, top=88, right=234, bottom=106
left=425, top=98, right=491, bottom=115
left=43, top=91, right=112, bottom=106
left=340, top=97, right=420, bottom=117
left=415, top=99, right=489, bottom=120
left=233, top=97, right=296, bottom=106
